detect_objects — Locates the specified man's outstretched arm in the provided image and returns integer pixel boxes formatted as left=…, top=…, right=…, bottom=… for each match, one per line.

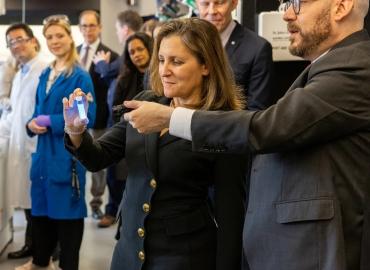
left=123, top=100, right=194, bottom=140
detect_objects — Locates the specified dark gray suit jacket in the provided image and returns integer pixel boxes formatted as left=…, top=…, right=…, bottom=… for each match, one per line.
left=226, top=22, right=275, bottom=110
left=191, top=30, right=370, bottom=270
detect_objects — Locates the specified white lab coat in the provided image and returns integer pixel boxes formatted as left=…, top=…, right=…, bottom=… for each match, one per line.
left=0, top=54, right=48, bottom=209
left=0, top=56, right=18, bottom=99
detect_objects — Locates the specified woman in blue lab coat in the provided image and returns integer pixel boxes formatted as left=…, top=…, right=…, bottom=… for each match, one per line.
left=17, top=15, right=96, bottom=270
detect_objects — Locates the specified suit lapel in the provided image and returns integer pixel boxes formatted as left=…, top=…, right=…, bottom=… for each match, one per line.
left=88, top=42, right=103, bottom=74
left=144, top=96, right=171, bottom=177
left=286, top=63, right=311, bottom=93
left=225, top=23, right=242, bottom=58
left=287, top=30, right=369, bottom=93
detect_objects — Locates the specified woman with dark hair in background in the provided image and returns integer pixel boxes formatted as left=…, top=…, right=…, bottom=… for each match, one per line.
left=100, top=32, right=153, bottom=229
left=111, top=32, right=153, bottom=122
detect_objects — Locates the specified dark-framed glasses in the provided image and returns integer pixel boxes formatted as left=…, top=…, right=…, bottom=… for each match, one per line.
left=43, top=14, right=70, bottom=25
left=7, top=37, right=31, bottom=48
left=279, top=0, right=300, bottom=15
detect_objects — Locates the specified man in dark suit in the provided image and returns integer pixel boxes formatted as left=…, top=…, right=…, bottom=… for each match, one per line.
left=93, top=10, right=143, bottom=83
left=196, top=0, right=275, bottom=110
left=77, top=10, right=118, bottom=223
left=123, top=0, right=370, bottom=269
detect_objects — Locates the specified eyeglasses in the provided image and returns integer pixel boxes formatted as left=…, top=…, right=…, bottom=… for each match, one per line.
left=43, top=14, right=70, bottom=25
left=79, top=24, right=99, bottom=30
left=7, top=37, right=31, bottom=48
left=279, top=0, right=300, bottom=15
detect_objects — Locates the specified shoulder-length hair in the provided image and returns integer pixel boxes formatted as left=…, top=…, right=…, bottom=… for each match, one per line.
left=119, top=32, right=153, bottom=80
left=150, top=18, right=245, bottom=111
left=43, top=18, right=79, bottom=76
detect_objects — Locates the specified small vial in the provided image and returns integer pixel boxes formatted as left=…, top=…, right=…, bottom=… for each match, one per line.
left=75, top=96, right=88, bottom=123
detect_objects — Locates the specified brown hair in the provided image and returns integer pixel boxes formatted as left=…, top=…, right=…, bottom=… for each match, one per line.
left=43, top=17, right=79, bottom=76
left=117, top=10, right=143, bottom=32
left=79, top=10, right=101, bottom=25
left=150, top=18, right=244, bottom=110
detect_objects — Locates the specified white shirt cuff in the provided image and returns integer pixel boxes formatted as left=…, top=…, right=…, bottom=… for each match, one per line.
left=169, top=107, right=195, bottom=141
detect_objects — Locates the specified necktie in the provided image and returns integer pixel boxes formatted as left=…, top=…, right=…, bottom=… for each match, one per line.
left=81, top=45, right=90, bottom=70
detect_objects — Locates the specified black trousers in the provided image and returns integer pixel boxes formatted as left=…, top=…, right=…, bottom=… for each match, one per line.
left=31, top=216, right=84, bottom=270
left=24, top=209, right=32, bottom=247
left=105, top=166, right=126, bottom=217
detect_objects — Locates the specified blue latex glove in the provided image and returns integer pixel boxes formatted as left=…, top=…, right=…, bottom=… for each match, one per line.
left=35, top=115, right=51, bottom=127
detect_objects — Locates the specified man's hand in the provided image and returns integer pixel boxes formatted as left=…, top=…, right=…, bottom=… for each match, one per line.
left=93, top=50, right=111, bottom=64
left=123, top=100, right=174, bottom=134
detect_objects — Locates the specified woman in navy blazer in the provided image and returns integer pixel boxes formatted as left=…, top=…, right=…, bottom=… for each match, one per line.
left=19, top=16, right=96, bottom=270
left=64, top=18, right=246, bottom=270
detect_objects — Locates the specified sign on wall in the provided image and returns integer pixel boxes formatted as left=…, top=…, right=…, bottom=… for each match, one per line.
left=258, top=11, right=302, bottom=61
left=0, top=0, right=5, bottom=15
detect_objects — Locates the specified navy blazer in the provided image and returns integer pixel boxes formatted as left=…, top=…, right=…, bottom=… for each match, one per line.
left=66, top=91, right=247, bottom=270
left=226, top=22, right=275, bottom=110
left=77, top=42, right=118, bottom=129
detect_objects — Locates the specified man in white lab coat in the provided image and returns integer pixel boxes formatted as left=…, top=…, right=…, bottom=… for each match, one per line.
left=0, top=23, right=48, bottom=260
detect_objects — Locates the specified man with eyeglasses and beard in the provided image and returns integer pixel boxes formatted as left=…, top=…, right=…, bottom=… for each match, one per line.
left=0, top=23, right=48, bottom=261
left=77, top=10, right=118, bottom=222
left=123, top=0, right=370, bottom=269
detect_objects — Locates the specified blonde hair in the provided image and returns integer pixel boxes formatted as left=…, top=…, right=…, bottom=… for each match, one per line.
left=150, top=18, right=245, bottom=111
left=43, top=18, right=79, bottom=76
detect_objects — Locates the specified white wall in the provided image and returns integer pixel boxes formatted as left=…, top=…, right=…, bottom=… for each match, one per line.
left=0, top=0, right=4, bottom=15
left=100, top=0, right=157, bottom=54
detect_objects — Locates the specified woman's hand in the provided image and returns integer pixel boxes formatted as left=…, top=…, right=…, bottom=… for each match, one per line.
left=27, top=119, right=48, bottom=134
left=62, top=88, right=89, bottom=147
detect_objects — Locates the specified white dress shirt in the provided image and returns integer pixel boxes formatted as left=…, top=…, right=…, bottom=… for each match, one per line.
left=80, top=38, right=100, bottom=71
left=169, top=107, right=195, bottom=141
left=220, top=20, right=236, bottom=47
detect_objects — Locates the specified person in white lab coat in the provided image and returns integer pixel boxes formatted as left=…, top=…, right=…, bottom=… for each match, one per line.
left=0, top=56, right=18, bottom=116
left=0, top=23, right=48, bottom=260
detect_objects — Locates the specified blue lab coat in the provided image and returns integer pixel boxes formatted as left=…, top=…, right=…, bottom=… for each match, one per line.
left=27, top=64, right=96, bottom=219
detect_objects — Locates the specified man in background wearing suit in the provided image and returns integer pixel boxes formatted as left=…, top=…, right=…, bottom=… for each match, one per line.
left=123, top=0, right=370, bottom=269
left=93, top=10, right=144, bottom=82
left=196, top=0, right=275, bottom=110
left=77, top=10, right=118, bottom=223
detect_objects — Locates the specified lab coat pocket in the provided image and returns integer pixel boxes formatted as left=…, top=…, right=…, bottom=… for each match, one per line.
left=47, top=157, right=72, bottom=185
left=30, top=153, right=42, bottom=182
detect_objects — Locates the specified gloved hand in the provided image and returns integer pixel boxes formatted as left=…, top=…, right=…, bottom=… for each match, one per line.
left=35, top=115, right=51, bottom=127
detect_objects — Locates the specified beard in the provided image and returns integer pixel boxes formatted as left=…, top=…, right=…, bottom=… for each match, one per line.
left=288, top=6, right=331, bottom=59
